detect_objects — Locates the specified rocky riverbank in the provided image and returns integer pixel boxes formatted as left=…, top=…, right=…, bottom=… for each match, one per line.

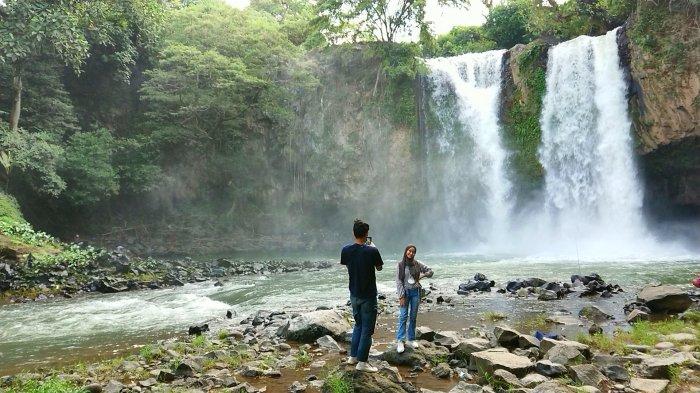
left=0, top=246, right=334, bottom=304
left=2, top=276, right=698, bottom=393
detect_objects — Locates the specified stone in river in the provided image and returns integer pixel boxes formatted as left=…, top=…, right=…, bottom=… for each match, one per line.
left=637, top=285, right=692, bottom=314
left=470, top=348, right=533, bottom=377
left=282, top=310, right=351, bottom=343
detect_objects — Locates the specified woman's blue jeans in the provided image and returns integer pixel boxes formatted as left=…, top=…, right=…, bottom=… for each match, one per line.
left=350, top=295, right=377, bottom=362
left=396, top=288, right=420, bottom=341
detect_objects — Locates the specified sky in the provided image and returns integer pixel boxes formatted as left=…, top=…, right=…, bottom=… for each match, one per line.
left=223, top=0, right=497, bottom=36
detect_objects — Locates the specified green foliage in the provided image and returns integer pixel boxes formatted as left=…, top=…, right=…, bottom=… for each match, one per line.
left=60, top=129, right=119, bottom=206
left=0, top=192, right=26, bottom=225
left=526, top=0, right=611, bottom=41
left=312, top=0, right=469, bottom=44
left=483, top=0, right=533, bottom=49
left=482, top=311, right=507, bottom=321
left=323, top=369, right=352, bottom=393
left=294, top=349, right=312, bottom=367
left=513, top=312, right=550, bottom=334
left=433, top=26, right=497, bottom=56
left=0, top=221, right=57, bottom=246
left=0, top=126, right=65, bottom=196
left=139, top=344, right=162, bottom=362
left=5, top=377, right=86, bottom=393
left=576, top=332, right=630, bottom=354
left=191, top=334, right=208, bottom=348
left=32, top=243, right=104, bottom=271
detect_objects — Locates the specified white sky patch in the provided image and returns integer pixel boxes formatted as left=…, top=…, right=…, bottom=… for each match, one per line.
left=222, top=0, right=504, bottom=38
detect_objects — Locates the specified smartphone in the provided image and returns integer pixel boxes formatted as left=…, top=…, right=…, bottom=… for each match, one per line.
left=365, top=236, right=373, bottom=246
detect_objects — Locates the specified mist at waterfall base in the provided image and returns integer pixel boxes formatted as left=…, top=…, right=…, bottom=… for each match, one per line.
left=418, top=29, right=696, bottom=259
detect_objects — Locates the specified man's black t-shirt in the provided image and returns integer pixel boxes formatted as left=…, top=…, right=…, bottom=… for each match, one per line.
left=340, top=243, right=384, bottom=299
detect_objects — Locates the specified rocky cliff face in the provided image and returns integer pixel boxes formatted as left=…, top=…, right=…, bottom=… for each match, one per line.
left=620, top=1, right=700, bottom=213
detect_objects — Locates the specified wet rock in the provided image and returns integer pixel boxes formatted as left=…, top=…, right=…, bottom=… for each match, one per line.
left=601, top=364, right=630, bottom=382
left=629, top=377, right=670, bottom=393
left=283, top=310, right=351, bottom=343
left=288, top=381, right=307, bottom=392
left=316, top=335, right=342, bottom=351
left=84, top=383, right=102, bottom=393
left=493, top=369, right=522, bottom=387
left=188, top=323, right=209, bottom=335
left=471, top=348, right=533, bottom=377
left=538, top=290, right=558, bottom=301
left=638, top=285, right=692, bottom=314
left=458, top=279, right=493, bottom=293
left=588, top=324, right=603, bottom=335
left=535, top=360, right=567, bottom=377
left=568, top=364, right=606, bottom=387
left=578, top=305, right=612, bottom=321
left=432, top=362, right=452, bottom=379
left=231, top=382, right=262, bottom=393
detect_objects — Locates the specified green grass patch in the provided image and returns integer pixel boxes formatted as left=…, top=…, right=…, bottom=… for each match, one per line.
left=429, top=354, right=449, bottom=367
left=482, top=311, right=507, bottom=322
left=576, top=333, right=630, bottom=355
left=5, top=377, right=86, bottom=393
left=0, top=192, right=26, bottom=226
left=578, top=318, right=698, bottom=354
left=294, top=349, right=312, bottom=368
left=191, top=334, right=207, bottom=348
left=513, top=312, right=550, bottom=334
left=322, top=368, right=352, bottom=393
left=138, top=344, right=162, bottom=362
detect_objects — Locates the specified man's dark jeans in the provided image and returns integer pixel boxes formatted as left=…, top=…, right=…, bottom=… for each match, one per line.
left=349, top=295, right=377, bottom=362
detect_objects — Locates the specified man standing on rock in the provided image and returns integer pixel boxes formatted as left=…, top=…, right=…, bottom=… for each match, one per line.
left=340, top=218, right=384, bottom=372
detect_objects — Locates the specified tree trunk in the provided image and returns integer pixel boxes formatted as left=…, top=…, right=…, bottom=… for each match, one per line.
left=9, top=70, right=22, bottom=131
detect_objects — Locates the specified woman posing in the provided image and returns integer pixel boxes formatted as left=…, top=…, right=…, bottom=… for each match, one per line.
left=395, top=244, right=433, bottom=353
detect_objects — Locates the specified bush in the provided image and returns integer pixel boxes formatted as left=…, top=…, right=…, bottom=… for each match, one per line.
left=433, top=26, right=497, bottom=57
left=5, top=377, right=85, bottom=393
left=483, top=0, right=533, bottom=49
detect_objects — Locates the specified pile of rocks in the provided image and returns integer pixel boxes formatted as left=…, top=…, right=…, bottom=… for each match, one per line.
left=571, top=273, right=624, bottom=298
left=458, top=273, right=495, bottom=294
left=502, top=277, right=572, bottom=301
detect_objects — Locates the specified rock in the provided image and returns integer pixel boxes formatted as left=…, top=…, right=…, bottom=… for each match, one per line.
left=381, top=342, right=450, bottom=367
left=84, top=383, right=102, bottom=393
left=517, top=334, right=539, bottom=349
left=538, top=290, right=558, bottom=301
left=494, top=326, right=521, bottom=348
left=334, top=369, right=407, bottom=393
left=638, top=285, right=692, bottom=314
left=540, top=338, right=591, bottom=358
left=452, top=338, right=490, bottom=365
left=155, top=369, right=175, bottom=382
left=433, top=331, right=463, bottom=348
left=520, top=373, right=548, bottom=388
left=535, top=360, right=567, bottom=377
left=602, top=364, right=630, bottom=382
left=283, top=310, right=351, bottom=343
left=227, top=310, right=234, bottom=319
left=664, top=332, right=695, bottom=343
left=588, top=324, right=603, bottom=335
left=448, top=381, right=487, bottom=393
left=568, top=364, right=606, bottom=387
left=493, top=369, right=522, bottom=387
left=175, top=359, right=202, bottom=377
left=432, top=362, right=452, bottom=379
left=545, top=345, right=585, bottom=365
left=316, top=335, right=342, bottom=351
left=578, top=305, right=612, bottom=321
left=471, top=348, right=533, bottom=377
left=531, top=381, right=574, bottom=393
left=629, top=377, right=670, bottom=393
left=654, top=341, right=674, bottom=350
left=416, top=326, right=436, bottom=341
left=458, top=280, right=493, bottom=293
left=642, top=352, right=694, bottom=379
left=575, top=387, right=600, bottom=393
left=288, top=381, right=307, bottom=392
left=516, top=288, right=529, bottom=297
left=138, top=378, right=157, bottom=388
left=188, top=323, right=209, bottom=335
left=103, top=380, right=124, bottom=393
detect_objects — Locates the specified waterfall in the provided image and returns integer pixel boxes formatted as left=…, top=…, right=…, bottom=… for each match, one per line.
left=423, top=50, right=512, bottom=248
left=538, top=28, right=651, bottom=254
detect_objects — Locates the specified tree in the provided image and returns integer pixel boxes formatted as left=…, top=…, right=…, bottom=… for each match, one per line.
left=0, top=0, right=89, bottom=131
left=313, top=0, right=471, bottom=44
left=483, top=0, right=533, bottom=49
left=433, top=26, right=497, bottom=56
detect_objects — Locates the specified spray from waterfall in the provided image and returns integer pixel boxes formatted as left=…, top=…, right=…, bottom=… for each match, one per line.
left=423, top=50, right=513, bottom=249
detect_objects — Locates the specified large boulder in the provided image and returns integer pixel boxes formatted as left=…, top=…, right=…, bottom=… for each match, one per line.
left=332, top=366, right=411, bottom=393
left=433, top=331, right=464, bottom=348
left=470, top=348, right=533, bottom=377
left=629, top=377, right=670, bottom=393
left=545, top=345, right=585, bottom=366
left=642, top=352, right=695, bottom=379
left=540, top=338, right=591, bottom=358
left=637, top=285, right=692, bottom=314
left=452, top=338, right=490, bottom=365
left=281, top=310, right=351, bottom=343
left=568, top=364, right=606, bottom=388
left=494, top=326, right=521, bottom=348
left=535, top=360, right=567, bottom=377
left=381, top=342, right=450, bottom=368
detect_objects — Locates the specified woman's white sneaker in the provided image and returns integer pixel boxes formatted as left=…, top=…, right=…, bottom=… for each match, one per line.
left=346, top=356, right=358, bottom=365
left=407, top=340, right=420, bottom=349
left=397, top=341, right=405, bottom=353
left=355, top=362, right=378, bottom=372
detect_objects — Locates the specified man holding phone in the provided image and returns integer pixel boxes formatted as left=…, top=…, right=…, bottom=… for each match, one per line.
left=340, top=219, right=384, bottom=372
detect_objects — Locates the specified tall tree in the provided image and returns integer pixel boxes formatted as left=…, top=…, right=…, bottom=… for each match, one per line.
left=0, top=0, right=89, bottom=131
left=313, top=0, right=471, bottom=44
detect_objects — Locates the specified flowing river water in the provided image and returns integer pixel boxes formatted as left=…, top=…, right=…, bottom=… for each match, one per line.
left=1, top=253, right=698, bottom=375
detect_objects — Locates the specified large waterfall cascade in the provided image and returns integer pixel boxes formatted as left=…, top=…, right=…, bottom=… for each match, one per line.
left=538, top=28, right=653, bottom=254
left=424, top=50, right=512, bottom=248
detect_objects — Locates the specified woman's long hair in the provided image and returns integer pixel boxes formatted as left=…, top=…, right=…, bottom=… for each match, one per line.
left=400, top=244, right=420, bottom=282
left=402, top=244, right=417, bottom=266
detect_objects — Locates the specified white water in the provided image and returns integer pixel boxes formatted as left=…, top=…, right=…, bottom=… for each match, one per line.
left=424, top=50, right=512, bottom=248
left=536, top=28, right=659, bottom=256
